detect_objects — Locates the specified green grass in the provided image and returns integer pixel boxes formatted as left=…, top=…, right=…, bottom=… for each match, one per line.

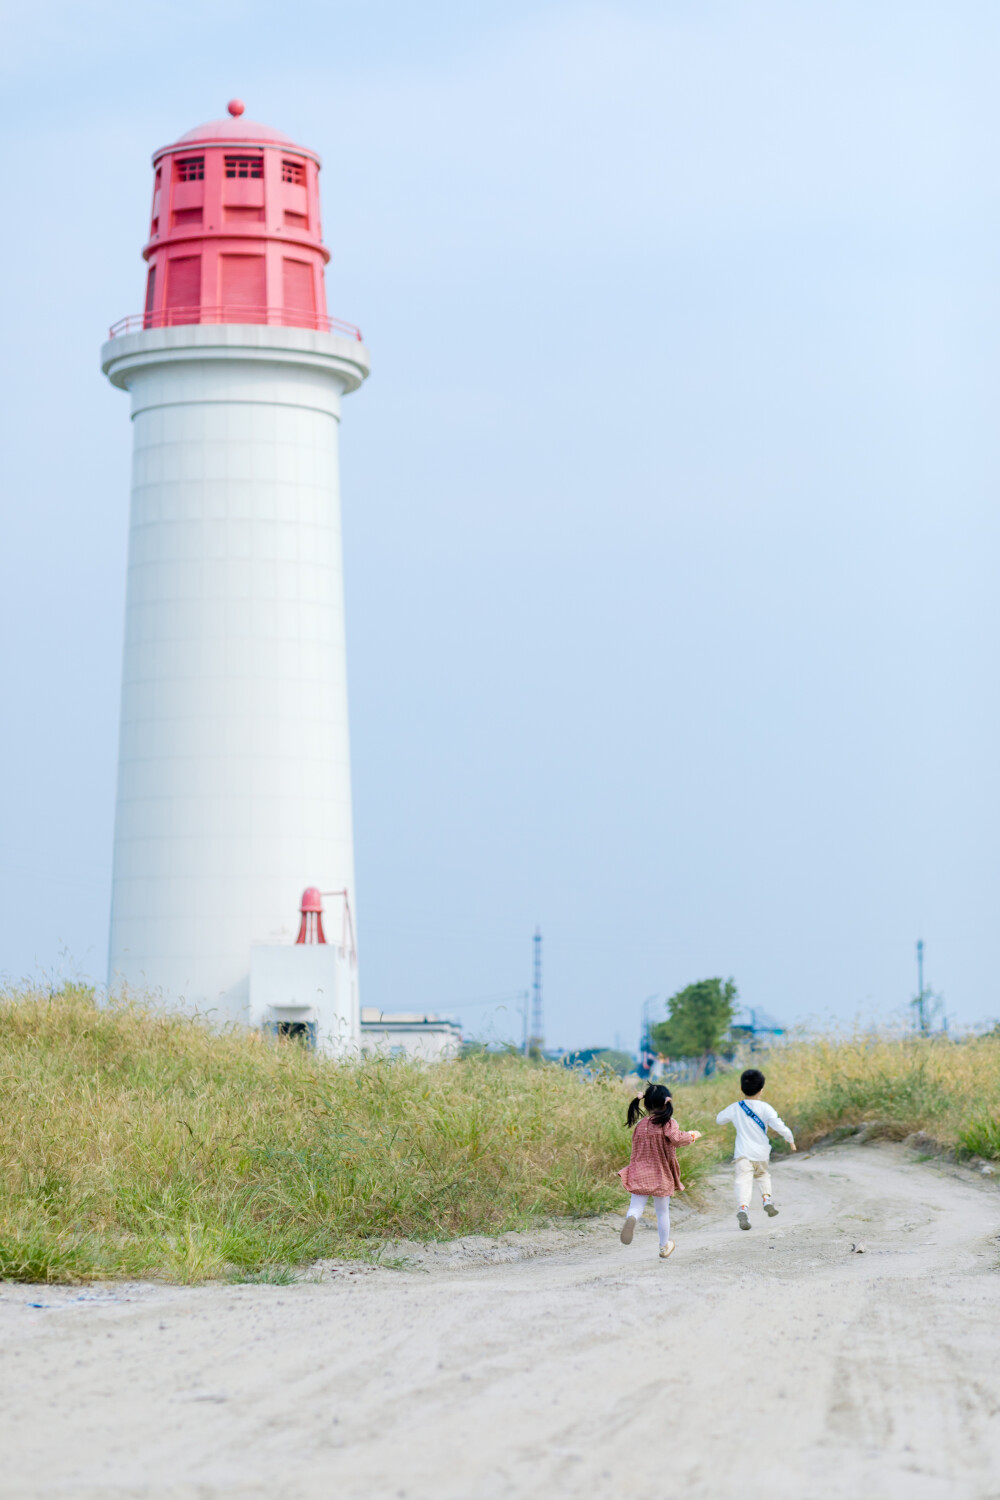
left=668, top=1031, right=1000, bottom=1164
left=0, top=986, right=710, bottom=1283
left=3, top=986, right=997, bottom=1283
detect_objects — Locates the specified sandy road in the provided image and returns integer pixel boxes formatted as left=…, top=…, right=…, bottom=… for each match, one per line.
left=1, top=1143, right=998, bottom=1500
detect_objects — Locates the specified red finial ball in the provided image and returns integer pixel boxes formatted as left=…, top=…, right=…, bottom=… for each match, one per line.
left=227, top=99, right=245, bottom=118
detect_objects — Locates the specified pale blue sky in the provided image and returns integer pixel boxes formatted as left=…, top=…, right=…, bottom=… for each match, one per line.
left=1, top=1, right=997, bottom=1048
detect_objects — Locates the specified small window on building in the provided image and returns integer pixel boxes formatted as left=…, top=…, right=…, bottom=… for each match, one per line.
left=225, top=155, right=263, bottom=179
left=275, top=1021, right=316, bottom=1049
left=281, top=159, right=306, bottom=185
left=175, top=157, right=205, bottom=182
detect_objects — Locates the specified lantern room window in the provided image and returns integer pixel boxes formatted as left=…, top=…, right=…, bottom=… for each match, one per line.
left=175, top=157, right=204, bottom=182
left=282, top=159, right=306, bottom=185
left=225, top=155, right=264, bottom=179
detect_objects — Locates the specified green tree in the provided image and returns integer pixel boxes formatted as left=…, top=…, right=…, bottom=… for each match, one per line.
left=650, top=978, right=738, bottom=1077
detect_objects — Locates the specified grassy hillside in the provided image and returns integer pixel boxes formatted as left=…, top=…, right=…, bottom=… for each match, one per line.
left=1, top=987, right=997, bottom=1283
left=683, top=1032, right=1000, bottom=1160
left=0, top=987, right=669, bottom=1283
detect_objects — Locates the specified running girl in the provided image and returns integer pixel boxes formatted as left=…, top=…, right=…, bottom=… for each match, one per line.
left=618, top=1084, right=702, bottom=1259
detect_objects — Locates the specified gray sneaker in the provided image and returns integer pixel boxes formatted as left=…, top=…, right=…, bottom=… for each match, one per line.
left=737, top=1210, right=751, bottom=1231
left=763, top=1200, right=779, bottom=1217
left=620, top=1215, right=638, bottom=1245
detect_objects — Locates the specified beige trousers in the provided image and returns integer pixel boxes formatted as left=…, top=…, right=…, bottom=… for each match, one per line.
left=734, top=1156, right=772, bottom=1208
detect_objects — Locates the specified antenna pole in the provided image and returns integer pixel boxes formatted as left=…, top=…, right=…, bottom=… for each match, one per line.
left=529, top=927, right=544, bottom=1057
left=915, top=938, right=927, bottom=1034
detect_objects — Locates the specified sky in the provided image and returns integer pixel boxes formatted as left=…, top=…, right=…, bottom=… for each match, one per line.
left=1, top=0, right=997, bottom=1050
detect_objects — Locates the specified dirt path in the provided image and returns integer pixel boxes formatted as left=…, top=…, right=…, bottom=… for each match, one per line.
left=1, top=1143, right=999, bottom=1500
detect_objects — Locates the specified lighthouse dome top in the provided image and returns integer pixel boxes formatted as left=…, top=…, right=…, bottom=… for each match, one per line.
left=173, top=117, right=296, bottom=145
left=154, top=100, right=315, bottom=164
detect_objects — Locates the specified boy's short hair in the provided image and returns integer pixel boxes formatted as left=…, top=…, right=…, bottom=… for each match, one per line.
left=741, top=1068, right=766, bottom=1096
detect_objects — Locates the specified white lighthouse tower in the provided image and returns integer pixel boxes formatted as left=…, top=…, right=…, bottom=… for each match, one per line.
left=102, top=101, right=369, bottom=1045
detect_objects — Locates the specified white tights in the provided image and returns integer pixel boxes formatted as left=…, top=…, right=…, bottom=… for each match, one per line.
left=627, top=1194, right=671, bottom=1246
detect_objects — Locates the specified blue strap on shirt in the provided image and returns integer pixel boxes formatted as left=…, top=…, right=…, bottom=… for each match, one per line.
left=738, top=1100, right=768, bottom=1135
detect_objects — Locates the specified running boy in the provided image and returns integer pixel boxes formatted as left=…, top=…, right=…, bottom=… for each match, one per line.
left=716, top=1068, right=796, bottom=1230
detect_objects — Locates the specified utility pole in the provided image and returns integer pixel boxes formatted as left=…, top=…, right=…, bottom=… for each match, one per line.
left=528, top=927, right=544, bottom=1057
left=913, top=938, right=928, bottom=1035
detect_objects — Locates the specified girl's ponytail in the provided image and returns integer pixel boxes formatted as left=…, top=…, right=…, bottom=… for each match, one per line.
left=626, top=1083, right=674, bottom=1128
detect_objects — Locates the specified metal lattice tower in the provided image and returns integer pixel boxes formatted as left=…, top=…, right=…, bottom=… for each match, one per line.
left=912, top=938, right=928, bottom=1034
left=529, top=927, right=544, bottom=1056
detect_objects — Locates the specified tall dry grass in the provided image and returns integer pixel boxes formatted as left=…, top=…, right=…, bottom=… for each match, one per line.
left=0, top=986, right=689, bottom=1283
left=3, top=986, right=997, bottom=1283
left=670, top=1031, right=1000, bottom=1161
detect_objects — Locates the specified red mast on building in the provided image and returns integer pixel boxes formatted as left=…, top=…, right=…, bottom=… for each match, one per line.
left=295, top=888, right=327, bottom=946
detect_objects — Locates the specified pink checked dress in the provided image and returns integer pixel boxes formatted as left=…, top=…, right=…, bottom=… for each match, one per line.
left=618, top=1115, right=697, bottom=1197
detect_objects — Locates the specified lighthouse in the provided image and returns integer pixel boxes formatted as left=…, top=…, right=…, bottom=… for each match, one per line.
left=102, top=101, right=369, bottom=1046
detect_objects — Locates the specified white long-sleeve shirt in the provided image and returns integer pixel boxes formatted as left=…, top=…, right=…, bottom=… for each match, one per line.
left=716, top=1099, right=794, bottom=1162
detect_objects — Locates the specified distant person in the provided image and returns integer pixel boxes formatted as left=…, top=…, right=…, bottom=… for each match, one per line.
left=618, top=1084, right=703, bottom=1259
left=716, top=1068, right=796, bottom=1230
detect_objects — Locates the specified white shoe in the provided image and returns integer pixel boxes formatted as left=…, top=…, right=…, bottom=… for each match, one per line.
left=737, top=1209, right=751, bottom=1231
left=620, top=1215, right=638, bottom=1245
left=763, top=1200, right=778, bottom=1217
left=659, top=1241, right=676, bottom=1259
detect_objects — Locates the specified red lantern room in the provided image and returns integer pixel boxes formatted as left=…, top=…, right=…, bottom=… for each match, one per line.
left=126, top=100, right=358, bottom=337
